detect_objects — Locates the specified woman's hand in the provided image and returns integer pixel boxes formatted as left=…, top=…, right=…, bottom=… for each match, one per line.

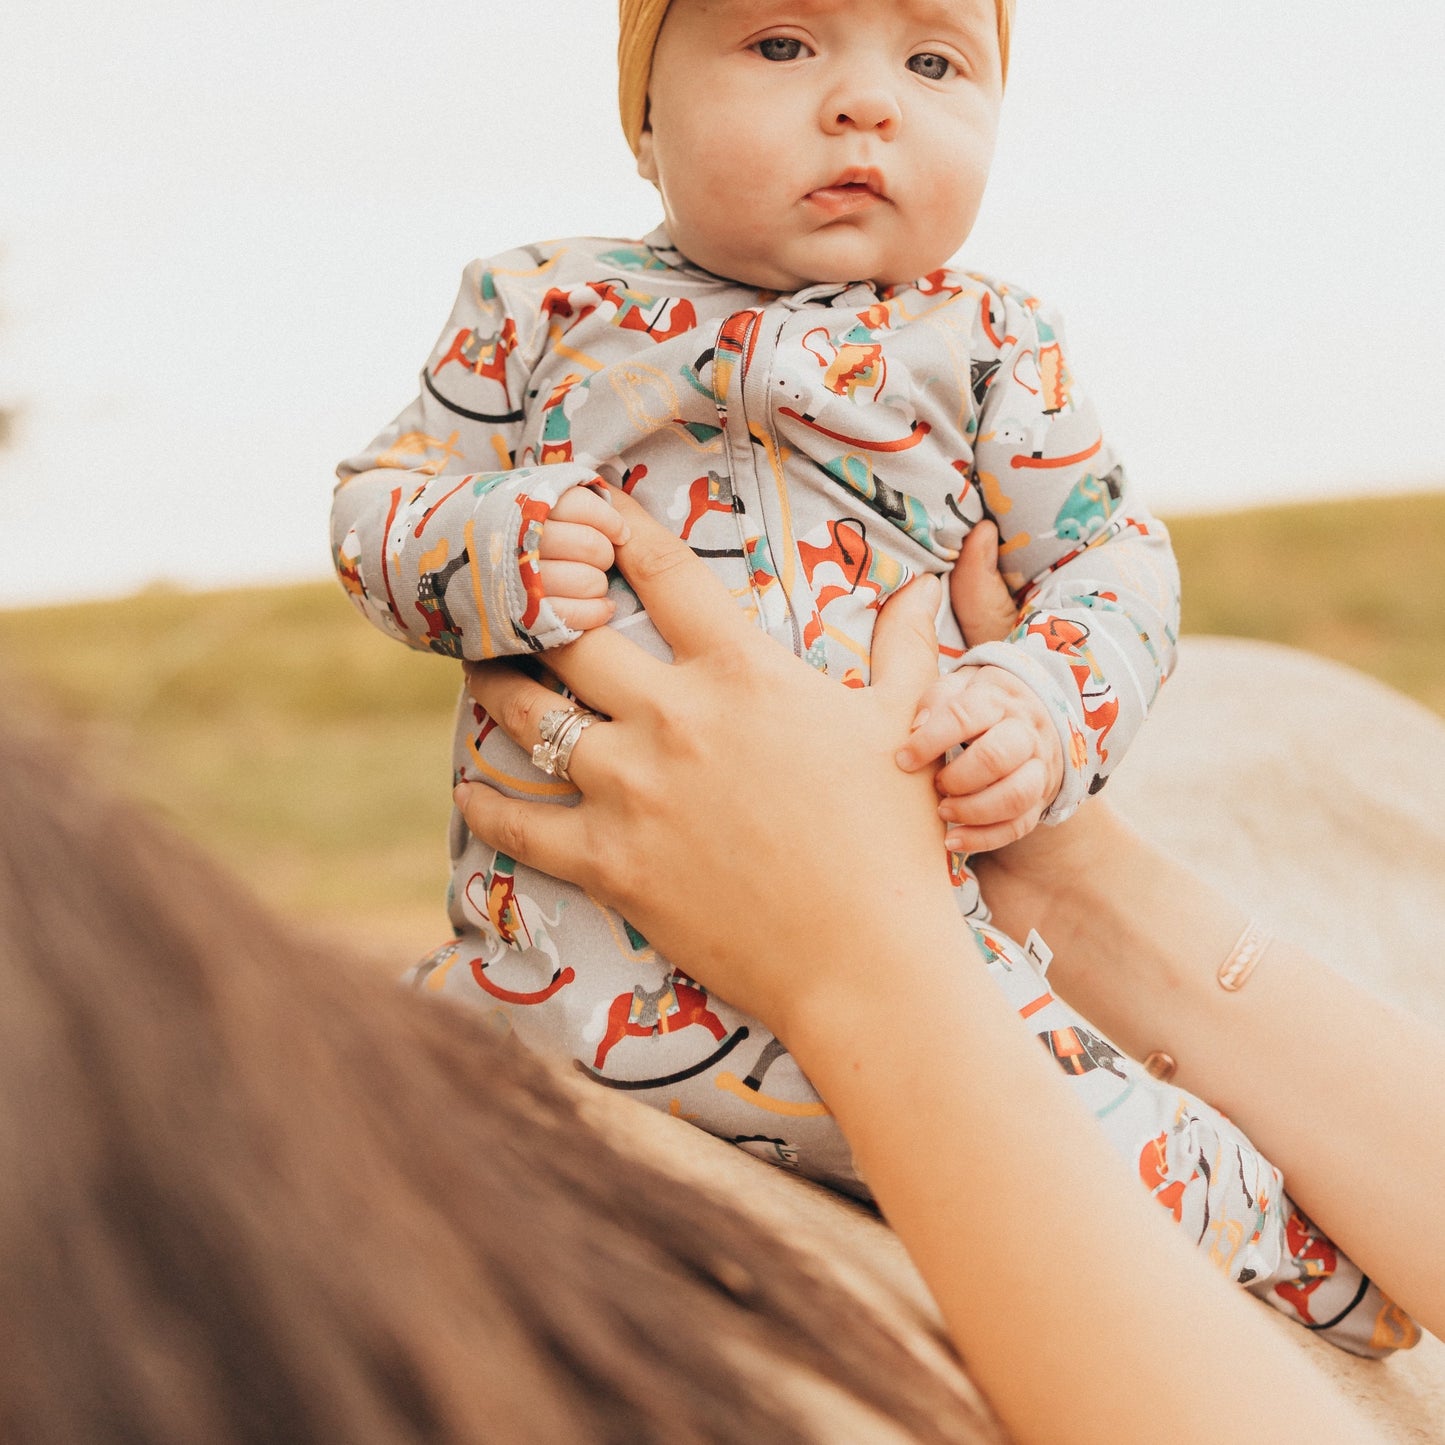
left=454, top=490, right=958, bottom=1046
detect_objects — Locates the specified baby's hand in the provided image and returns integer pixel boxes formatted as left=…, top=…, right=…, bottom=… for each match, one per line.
left=540, top=485, right=631, bottom=630
left=896, top=666, right=1064, bottom=853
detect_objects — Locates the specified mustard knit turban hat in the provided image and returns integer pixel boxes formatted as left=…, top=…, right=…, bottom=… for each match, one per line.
left=618, top=0, right=1015, bottom=156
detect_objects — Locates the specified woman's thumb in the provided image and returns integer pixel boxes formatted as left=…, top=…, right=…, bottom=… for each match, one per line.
left=951, top=522, right=1017, bottom=647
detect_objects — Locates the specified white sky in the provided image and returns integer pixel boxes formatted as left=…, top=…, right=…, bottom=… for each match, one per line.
left=3, top=0, right=1444, bottom=606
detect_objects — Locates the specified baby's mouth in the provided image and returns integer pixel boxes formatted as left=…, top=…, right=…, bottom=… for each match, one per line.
left=807, top=169, right=887, bottom=216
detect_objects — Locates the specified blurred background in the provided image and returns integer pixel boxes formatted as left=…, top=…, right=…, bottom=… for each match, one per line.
left=3, top=0, right=1443, bottom=957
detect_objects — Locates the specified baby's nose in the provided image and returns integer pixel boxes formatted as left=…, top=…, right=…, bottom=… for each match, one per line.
left=823, top=84, right=902, bottom=138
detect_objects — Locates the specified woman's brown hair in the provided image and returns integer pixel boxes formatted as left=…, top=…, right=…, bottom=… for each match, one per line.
left=0, top=711, right=993, bottom=1443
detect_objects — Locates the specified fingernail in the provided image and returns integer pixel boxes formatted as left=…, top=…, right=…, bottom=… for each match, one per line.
left=618, top=522, right=632, bottom=543
left=453, top=782, right=473, bottom=808
left=910, top=708, right=930, bottom=733
left=945, top=830, right=966, bottom=851
left=895, top=747, right=915, bottom=769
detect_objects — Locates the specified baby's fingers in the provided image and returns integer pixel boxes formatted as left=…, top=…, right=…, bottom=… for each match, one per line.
left=539, top=560, right=611, bottom=601
left=540, top=520, right=617, bottom=569
left=548, top=484, right=632, bottom=545
left=939, top=752, right=1053, bottom=853
left=897, top=699, right=970, bottom=771
left=939, top=757, right=1050, bottom=829
left=895, top=673, right=1004, bottom=772
left=538, top=559, right=615, bottom=631
left=550, top=597, right=616, bottom=631
left=941, top=814, right=1041, bottom=854
left=934, top=715, right=1034, bottom=798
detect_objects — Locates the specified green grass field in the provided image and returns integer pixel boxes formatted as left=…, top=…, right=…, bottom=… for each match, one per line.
left=3, top=489, right=1442, bottom=959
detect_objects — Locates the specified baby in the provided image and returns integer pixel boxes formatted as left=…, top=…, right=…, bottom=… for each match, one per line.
left=332, top=0, right=1403, bottom=1355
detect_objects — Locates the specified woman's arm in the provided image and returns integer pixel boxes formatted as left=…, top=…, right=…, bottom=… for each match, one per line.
left=946, top=523, right=1445, bottom=1337
left=454, top=493, right=1383, bottom=1444
left=976, top=804, right=1445, bottom=1340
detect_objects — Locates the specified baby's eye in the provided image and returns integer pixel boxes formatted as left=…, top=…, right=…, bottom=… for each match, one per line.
left=755, top=36, right=810, bottom=62
left=907, top=52, right=953, bottom=80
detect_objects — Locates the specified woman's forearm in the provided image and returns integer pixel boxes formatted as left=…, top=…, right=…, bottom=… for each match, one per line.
left=977, top=804, right=1445, bottom=1336
left=783, top=903, right=1383, bottom=1445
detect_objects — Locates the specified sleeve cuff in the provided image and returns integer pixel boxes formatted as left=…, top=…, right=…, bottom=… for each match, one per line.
left=496, top=469, right=594, bottom=652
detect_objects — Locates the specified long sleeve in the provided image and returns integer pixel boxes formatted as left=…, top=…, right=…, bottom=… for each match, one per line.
left=962, top=292, right=1180, bottom=819
left=331, top=259, right=600, bottom=658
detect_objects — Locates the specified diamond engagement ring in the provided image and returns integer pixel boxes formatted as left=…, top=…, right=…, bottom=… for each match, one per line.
left=531, top=706, right=600, bottom=783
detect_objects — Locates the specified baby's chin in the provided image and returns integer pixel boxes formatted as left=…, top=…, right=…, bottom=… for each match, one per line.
left=676, top=233, right=953, bottom=293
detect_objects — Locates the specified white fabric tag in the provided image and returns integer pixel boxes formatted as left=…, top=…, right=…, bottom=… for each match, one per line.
left=1024, top=928, right=1053, bottom=977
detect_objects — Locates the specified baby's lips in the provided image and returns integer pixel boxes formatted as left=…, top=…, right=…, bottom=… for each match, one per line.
left=805, top=185, right=885, bottom=218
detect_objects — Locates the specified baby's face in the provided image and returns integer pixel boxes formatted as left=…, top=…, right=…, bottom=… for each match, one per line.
left=637, top=0, right=1003, bottom=290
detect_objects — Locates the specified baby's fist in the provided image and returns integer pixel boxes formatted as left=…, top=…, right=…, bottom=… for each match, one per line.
left=539, top=485, right=630, bottom=630
left=896, top=665, right=1064, bottom=853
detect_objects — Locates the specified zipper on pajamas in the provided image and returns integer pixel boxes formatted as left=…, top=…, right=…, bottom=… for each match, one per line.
left=726, top=307, right=811, bottom=661
left=714, top=307, right=796, bottom=657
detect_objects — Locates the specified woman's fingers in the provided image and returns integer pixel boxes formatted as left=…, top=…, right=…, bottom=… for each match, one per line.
left=524, top=625, right=672, bottom=718
left=529, top=490, right=760, bottom=711
left=453, top=779, right=591, bottom=888
left=465, top=660, right=564, bottom=746
left=607, top=490, right=755, bottom=659
left=464, top=661, right=604, bottom=791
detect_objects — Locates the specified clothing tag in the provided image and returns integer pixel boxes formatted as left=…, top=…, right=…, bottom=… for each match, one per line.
left=1024, top=929, right=1053, bottom=977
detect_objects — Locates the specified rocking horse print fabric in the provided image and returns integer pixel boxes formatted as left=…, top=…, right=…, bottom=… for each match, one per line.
left=331, top=230, right=1410, bottom=1356
left=333, top=226, right=1179, bottom=820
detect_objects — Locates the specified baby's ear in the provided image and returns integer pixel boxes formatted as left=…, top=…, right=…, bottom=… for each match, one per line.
left=635, top=115, right=659, bottom=185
